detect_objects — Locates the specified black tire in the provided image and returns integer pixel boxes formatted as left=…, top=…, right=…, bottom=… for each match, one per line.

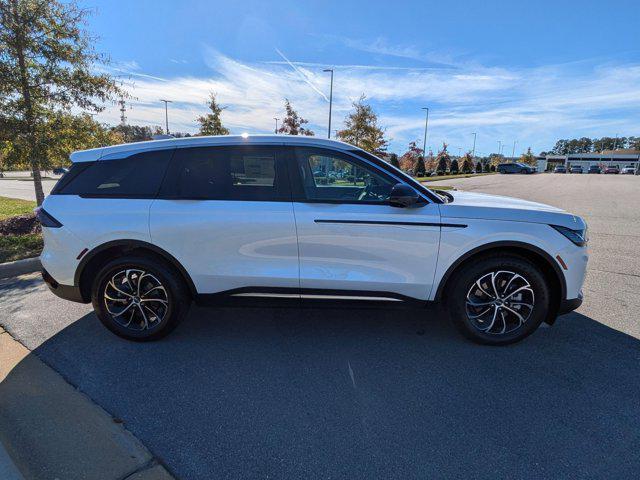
left=91, top=255, right=191, bottom=341
left=445, top=254, right=550, bottom=345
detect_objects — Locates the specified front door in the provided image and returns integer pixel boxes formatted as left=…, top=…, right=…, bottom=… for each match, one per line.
left=289, top=147, right=441, bottom=301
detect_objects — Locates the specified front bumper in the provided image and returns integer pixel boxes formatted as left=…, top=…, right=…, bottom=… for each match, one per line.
left=42, top=268, right=87, bottom=303
left=558, top=292, right=583, bottom=315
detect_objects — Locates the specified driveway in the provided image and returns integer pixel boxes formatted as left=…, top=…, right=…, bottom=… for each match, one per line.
left=1, top=173, right=640, bottom=479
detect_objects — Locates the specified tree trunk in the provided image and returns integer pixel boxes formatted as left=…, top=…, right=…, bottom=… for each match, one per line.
left=12, top=0, right=44, bottom=205
left=31, top=160, right=45, bottom=206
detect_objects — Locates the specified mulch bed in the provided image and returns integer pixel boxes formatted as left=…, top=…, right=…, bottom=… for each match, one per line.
left=0, top=214, right=41, bottom=236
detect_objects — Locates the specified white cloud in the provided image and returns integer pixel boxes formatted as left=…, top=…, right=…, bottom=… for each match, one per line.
left=96, top=49, right=640, bottom=155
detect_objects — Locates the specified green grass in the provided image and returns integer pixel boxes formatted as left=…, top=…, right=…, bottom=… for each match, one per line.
left=416, top=172, right=496, bottom=182
left=428, top=185, right=454, bottom=191
left=0, top=196, right=41, bottom=263
left=0, top=196, right=36, bottom=220
left=0, top=233, right=43, bottom=263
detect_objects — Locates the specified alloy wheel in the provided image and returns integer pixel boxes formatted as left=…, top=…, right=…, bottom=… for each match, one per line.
left=465, top=270, right=535, bottom=335
left=103, top=269, right=169, bottom=331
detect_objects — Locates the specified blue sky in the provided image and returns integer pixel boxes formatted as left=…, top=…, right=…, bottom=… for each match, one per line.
left=85, top=0, right=640, bottom=156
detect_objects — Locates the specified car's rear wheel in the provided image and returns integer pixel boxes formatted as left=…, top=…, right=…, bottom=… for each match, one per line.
left=446, top=254, right=550, bottom=345
left=91, top=256, right=190, bottom=341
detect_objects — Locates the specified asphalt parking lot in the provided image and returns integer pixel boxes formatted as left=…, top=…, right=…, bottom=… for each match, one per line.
left=1, top=173, right=640, bottom=479
left=0, top=177, right=57, bottom=201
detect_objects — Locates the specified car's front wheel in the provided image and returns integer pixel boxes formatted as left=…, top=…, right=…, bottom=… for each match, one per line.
left=446, top=254, right=550, bottom=345
left=91, top=256, right=190, bottom=341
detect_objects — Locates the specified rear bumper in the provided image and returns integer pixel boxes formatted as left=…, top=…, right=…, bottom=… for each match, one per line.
left=42, top=268, right=88, bottom=303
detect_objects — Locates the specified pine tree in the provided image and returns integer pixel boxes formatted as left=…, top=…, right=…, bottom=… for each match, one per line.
left=278, top=99, right=314, bottom=136
left=413, top=155, right=426, bottom=176
left=450, top=159, right=459, bottom=173
left=475, top=161, right=483, bottom=173
left=519, top=147, right=536, bottom=166
left=337, top=95, right=388, bottom=155
left=435, top=143, right=451, bottom=174
left=461, top=153, right=474, bottom=173
left=0, top=0, right=123, bottom=205
left=197, top=93, right=229, bottom=136
left=389, top=153, right=400, bottom=168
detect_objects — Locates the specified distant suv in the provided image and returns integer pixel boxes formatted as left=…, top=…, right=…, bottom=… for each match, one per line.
left=569, top=165, right=583, bottom=174
left=604, top=165, right=620, bottom=174
left=587, top=165, right=601, bottom=174
left=39, top=136, right=588, bottom=345
left=621, top=166, right=636, bottom=175
left=497, top=163, right=535, bottom=174
left=553, top=165, right=567, bottom=173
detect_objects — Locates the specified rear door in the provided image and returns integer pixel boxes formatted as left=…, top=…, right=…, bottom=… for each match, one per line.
left=149, top=145, right=299, bottom=294
left=288, top=147, right=441, bottom=301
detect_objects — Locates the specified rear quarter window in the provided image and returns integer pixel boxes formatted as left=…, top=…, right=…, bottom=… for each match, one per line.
left=54, top=149, right=174, bottom=197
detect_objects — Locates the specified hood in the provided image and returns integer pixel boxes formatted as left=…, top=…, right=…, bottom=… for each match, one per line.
left=439, top=190, right=586, bottom=230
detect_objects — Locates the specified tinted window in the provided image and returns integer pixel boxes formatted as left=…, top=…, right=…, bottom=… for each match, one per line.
left=294, top=148, right=395, bottom=203
left=56, top=150, right=174, bottom=197
left=161, top=146, right=289, bottom=201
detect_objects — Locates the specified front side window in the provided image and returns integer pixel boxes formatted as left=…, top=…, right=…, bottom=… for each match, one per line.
left=161, top=146, right=288, bottom=201
left=294, top=148, right=395, bottom=203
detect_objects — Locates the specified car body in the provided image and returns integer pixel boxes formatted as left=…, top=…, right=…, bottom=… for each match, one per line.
left=604, top=166, right=620, bottom=174
left=621, top=166, right=636, bottom=175
left=569, top=165, right=583, bottom=174
left=497, top=163, right=535, bottom=174
left=587, top=165, right=601, bottom=174
left=39, top=135, right=588, bottom=345
left=553, top=165, right=567, bottom=173
left=53, top=167, right=69, bottom=175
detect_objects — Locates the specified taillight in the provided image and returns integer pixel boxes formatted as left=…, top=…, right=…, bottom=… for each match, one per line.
left=35, top=207, right=63, bottom=228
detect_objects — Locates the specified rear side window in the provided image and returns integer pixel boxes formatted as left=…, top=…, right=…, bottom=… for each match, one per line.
left=55, top=150, right=174, bottom=197
left=160, top=146, right=289, bottom=201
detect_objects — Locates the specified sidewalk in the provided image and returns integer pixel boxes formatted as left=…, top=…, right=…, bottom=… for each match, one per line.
left=0, top=326, right=174, bottom=480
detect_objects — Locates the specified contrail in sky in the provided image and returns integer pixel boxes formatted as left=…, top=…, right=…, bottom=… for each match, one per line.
left=275, top=48, right=329, bottom=102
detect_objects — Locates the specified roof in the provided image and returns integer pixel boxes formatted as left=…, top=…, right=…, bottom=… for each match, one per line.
left=540, top=152, right=640, bottom=160
left=70, top=134, right=358, bottom=163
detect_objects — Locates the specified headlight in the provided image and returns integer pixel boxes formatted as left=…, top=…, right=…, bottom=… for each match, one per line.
left=551, top=224, right=587, bottom=247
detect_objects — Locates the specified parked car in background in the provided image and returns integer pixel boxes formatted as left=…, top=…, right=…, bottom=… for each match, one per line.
left=604, top=166, right=620, bottom=174
left=553, top=165, right=567, bottom=173
left=621, top=166, right=636, bottom=175
left=569, top=165, right=583, bottom=174
left=587, top=165, right=601, bottom=174
left=497, top=163, right=535, bottom=174
left=39, top=135, right=587, bottom=346
left=53, top=167, right=69, bottom=175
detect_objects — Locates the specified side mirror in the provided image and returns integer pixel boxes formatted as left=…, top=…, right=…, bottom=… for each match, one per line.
left=389, top=183, right=421, bottom=208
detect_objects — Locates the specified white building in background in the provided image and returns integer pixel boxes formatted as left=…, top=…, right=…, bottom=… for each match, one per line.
left=536, top=149, right=640, bottom=172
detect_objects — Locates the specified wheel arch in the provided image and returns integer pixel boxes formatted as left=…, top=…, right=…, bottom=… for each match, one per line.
left=433, top=241, right=566, bottom=321
left=74, top=240, right=197, bottom=302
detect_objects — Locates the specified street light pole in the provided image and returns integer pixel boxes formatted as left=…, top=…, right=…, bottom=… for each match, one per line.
left=274, top=118, right=279, bottom=134
left=498, top=140, right=502, bottom=157
left=472, top=132, right=477, bottom=159
left=160, top=99, right=172, bottom=134
left=323, top=69, right=334, bottom=139
left=511, top=140, right=517, bottom=160
left=421, top=107, right=429, bottom=158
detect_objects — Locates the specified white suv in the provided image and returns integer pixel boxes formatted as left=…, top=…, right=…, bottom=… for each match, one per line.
left=39, top=135, right=588, bottom=345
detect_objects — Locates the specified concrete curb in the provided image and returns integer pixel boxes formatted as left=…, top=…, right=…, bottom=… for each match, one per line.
left=0, top=257, right=40, bottom=279
left=0, top=330, right=175, bottom=479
